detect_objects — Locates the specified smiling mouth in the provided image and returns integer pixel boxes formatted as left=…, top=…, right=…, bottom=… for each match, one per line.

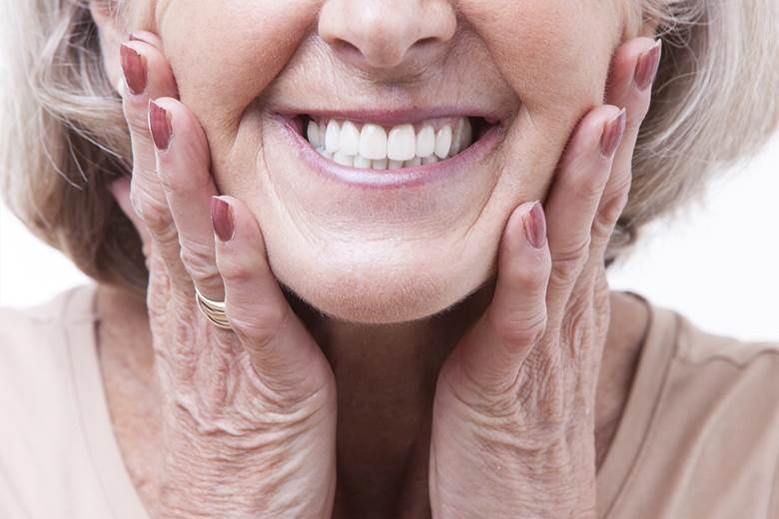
left=289, top=115, right=497, bottom=170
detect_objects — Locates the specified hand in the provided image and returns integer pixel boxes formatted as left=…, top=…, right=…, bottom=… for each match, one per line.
left=429, top=37, right=661, bottom=518
left=112, top=32, right=337, bottom=518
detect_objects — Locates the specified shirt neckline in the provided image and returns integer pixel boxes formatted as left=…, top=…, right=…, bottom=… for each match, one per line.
left=64, top=283, right=150, bottom=519
left=595, top=291, right=680, bottom=517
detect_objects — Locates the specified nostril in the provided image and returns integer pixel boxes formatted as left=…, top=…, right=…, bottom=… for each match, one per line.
left=415, top=37, right=439, bottom=47
left=333, top=39, right=362, bottom=59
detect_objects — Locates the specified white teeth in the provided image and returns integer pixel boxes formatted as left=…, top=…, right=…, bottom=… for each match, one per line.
left=325, top=120, right=341, bottom=153
left=307, top=121, right=323, bottom=148
left=450, top=117, right=472, bottom=156
left=449, top=119, right=464, bottom=156
left=434, top=126, right=452, bottom=159
left=353, top=155, right=372, bottom=168
left=339, top=121, right=360, bottom=156
left=459, top=118, right=472, bottom=154
left=333, top=151, right=354, bottom=167
left=307, top=116, right=477, bottom=169
left=416, top=125, right=436, bottom=158
left=387, top=124, right=416, bottom=161
left=359, top=124, right=388, bottom=160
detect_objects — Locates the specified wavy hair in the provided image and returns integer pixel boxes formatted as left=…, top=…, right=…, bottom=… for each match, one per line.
left=1, top=0, right=778, bottom=296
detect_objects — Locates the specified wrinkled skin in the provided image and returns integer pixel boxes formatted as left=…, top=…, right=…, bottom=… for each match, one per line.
left=92, top=0, right=658, bottom=516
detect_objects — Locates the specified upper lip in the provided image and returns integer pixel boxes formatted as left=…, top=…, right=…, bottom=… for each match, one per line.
left=275, top=107, right=507, bottom=126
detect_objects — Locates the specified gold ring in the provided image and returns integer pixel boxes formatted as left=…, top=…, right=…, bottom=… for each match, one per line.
left=194, top=286, right=232, bottom=330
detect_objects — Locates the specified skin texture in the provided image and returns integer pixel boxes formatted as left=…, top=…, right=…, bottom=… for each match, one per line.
left=89, top=0, right=657, bottom=516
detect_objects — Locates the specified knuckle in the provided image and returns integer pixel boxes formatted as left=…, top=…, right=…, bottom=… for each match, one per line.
left=218, top=257, right=256, bottom=285
left=179, top=241, right=220, bottom=284
left=140, top=201, right=173, bottom=237
left=490, top=307, right=548, bottom=349
left=551, top=238, right=591, bottom=287
left=131, top=188, right=171, bottom=235
left=227, top=304, right=288, bottom=346
left=124, top=101, right=152, bottom=136
left=506, top=251, right=549, bottom=289
left=593, top=191, right=629, bottom=244
left=568, top=162, right=609, bottom=200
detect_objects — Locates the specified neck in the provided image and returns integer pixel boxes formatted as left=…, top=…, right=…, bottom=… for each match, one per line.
left=283, top=279, right=650, bottom=516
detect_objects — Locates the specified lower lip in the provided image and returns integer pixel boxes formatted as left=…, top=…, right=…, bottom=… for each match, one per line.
left=274, top=114, right=504, bottom=189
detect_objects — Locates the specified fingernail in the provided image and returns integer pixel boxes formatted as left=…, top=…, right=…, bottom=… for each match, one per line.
left=211, top=197, right=235, bottom=242
left=120, top=43, right=147, bottom=95
left=149, top=100, right=172, bottom=151
left=600, top=108, right=627, bottom=158
left=129, top=32, right=154, bottom=46
left=523, top=201, right=547, bottom=249
left=634, top=39, right=662, bottom=91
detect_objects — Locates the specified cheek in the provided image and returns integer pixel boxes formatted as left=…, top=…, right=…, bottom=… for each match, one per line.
left=464, top=0, right=620, bottom=111
left=158, top=0, right=318, bottom=148
left=461, top=0, right=622, bottom=200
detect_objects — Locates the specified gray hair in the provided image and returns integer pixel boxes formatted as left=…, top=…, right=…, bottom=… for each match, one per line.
left=1, top=0, right=778, bottom=295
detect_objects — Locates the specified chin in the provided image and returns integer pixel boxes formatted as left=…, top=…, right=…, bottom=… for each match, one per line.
left=269, top=244, right=495, bottom=325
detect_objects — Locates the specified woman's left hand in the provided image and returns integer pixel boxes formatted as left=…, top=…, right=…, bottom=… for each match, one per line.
left=429, top=37, right=661, bottom=518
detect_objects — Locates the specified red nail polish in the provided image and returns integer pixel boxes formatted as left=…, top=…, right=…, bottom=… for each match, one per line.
left=211, top=197, right=235, bottom=242
left=524, top=201, right=547, bottom=249
left=600, top=109, right=627, bottom=158
left=149, top=101, right=172, bottom=151
left=634, top=39, right=662, bottom=91
left=119, top=43, right=147, bottom=95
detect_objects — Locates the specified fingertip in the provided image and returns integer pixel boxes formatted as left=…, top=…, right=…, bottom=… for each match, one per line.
left=210, top=196, right=236, bottom=243
left=501, top=201, right=546, bottom=259
left=150, top=95, right=179, bottom=110
left=121, top=38, right=179, bottom=102
left=523, top=201, right=547, bottom=251
left=217, top=196, right=267, bottom=252
left=499, top=201, right=551, bottom=288
left=129, top=31, right=163, bottom=49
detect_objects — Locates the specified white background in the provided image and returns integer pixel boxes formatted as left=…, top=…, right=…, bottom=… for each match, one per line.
left=1, top=135, right=778, bottom=343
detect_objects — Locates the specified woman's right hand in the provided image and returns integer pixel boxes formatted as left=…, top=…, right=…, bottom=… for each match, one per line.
left=112, top=32, right=337, bottom=518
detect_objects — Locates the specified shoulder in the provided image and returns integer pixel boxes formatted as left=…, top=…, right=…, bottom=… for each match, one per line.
left=0, top=283, right=97, bottom=343
left=604, top=300, right=779, bottom=518
left=0, top=283, right=123, bottom=518
left=673, top=310, right=779, bottom=366
left=0, top=283, right=98, bottom=401
left=659, top=307, right=779, bottom=418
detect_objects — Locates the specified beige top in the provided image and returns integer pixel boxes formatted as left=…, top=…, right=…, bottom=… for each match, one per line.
left=0, top=283, right=777, bottom=519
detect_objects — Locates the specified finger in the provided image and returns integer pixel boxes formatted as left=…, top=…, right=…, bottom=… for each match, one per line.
left=108, top=176, right=153, bottom=259
left=119, top=39, right=188, bottom=291
left=591, top=38, right=661, bottom=263
left=212, top=196, right=334, bottom=398
left=129, top=31, right=163, bottom=49
left=150, top=98, right=224, bottom=302
left=445, top=201, right=552, bottom=395
left=542, top=105, right=626, bottom=324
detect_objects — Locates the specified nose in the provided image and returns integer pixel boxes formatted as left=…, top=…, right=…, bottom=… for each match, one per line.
left=318, top=0, right=456, bottom=71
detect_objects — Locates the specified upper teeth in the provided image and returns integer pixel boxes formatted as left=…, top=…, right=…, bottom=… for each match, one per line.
left=306, top=117, right=474, bottom=169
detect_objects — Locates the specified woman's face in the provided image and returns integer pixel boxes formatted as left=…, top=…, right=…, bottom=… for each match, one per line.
left=116, top=0, right=641, bottom=324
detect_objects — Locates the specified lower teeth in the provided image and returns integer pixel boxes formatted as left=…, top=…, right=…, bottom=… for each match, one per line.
left=316, top=149, right=446, bottom=169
